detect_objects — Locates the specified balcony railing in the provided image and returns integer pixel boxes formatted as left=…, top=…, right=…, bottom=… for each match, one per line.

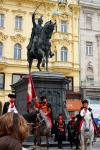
left=52, top=32, right=72, bottom=42
left=81, top=80, right=100, bottom=88
left=0, top=57, right=28, bottom=66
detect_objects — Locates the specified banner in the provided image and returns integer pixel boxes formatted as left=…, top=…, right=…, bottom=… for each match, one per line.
left=27, top=74, right=36, bottom=112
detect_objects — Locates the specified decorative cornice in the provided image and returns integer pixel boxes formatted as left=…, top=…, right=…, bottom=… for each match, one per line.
left=69, top=4, right=80, bottom=12
left=0, top=0, right=4, bottom=4
left=10, top=34, right=26, bottom=43
left=12, top=0, right=55, bottom=7
left=12, top=9, right=26, bottom=15
left=0, top=7, right=9, bottom=12
left=16, top=0, right=22, bottom=6
left=51, top=39, right=71, bottom=46
left=0, top=31, right=8, bottom=41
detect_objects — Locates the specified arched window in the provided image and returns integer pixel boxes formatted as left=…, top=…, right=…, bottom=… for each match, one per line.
left=87, top=67, right=93, bottom=75
left=0, top=14, right=4, bottom=28
left=0, top=42, right=3, bottom=58
left=61, top=47, right=67, bottom=62
left=14, top=43, right=21, bottom=59
left=87, top=62, right=93, bottom=75
left=86, top=63, right=94, bottom=85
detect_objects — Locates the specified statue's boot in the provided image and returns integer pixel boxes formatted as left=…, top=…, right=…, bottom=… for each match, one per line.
left=50, top=51, right=54, bottom=58
left=42, top=59, right=45, bottom=67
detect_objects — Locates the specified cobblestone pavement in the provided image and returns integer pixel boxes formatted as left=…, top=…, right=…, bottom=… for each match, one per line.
left=24, top=141, right=100, bottom=150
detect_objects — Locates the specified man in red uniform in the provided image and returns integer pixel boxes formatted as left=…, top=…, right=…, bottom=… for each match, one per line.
left=33, top=96, right=52, bottom=128
left=67, top=115, right=79, bottom=149
left=55, top=114, right=66, bottom=149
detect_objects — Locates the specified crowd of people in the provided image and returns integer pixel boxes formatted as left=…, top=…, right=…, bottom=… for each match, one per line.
left=0, top=91, right=98, bottom=150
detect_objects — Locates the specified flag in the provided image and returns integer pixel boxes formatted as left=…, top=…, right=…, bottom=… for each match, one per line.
left=27, top=74, right=36, bottom=112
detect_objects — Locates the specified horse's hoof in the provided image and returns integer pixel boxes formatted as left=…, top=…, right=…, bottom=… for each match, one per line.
left=42, top=63, right=45, bottom=67
left=50, top=53, right=54, bottom=58
left=37, top=65, right=41, bottom=71
left=47, top=143, right=50, bottom=147
left=42, top=60, right=45, bottom=67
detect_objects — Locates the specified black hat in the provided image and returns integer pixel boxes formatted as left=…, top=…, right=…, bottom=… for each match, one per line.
left=41, top=96, right=46, bottom=101
left=8, top=93, right=16, bottom=98
left=82, top=99, right=88, bottom=104
left=58, top=113, right=62, bottom=117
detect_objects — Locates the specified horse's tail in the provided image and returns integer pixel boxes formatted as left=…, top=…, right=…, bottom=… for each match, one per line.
left=40, top=109, right=51, bottom=129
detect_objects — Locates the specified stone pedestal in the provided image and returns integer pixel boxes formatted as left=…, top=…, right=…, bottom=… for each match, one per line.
left=12, top=71, right=68, bottom=117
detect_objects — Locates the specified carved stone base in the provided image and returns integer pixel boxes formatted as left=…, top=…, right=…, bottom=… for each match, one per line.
left=12, top=71, right=68, bottom=117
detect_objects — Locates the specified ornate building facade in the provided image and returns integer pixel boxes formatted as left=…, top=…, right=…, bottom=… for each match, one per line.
left=0, top=0, right=80, bottom=106
left=80, top=0, right=100, bottom=101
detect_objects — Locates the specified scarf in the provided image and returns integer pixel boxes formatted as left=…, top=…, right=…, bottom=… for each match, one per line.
left=9, top=99, right=15, bottom=108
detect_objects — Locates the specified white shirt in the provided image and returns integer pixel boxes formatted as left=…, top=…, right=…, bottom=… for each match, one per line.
left=8, top=105, right=18, bottom=113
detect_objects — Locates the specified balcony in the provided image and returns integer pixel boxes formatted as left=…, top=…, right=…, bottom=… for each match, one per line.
left=52, top=32, right=72, bottom=42
left=0, top=57, right=28, bottom=69
left=50, top=61, right=73, bottom=68
left=81, top=80, right=100, bottom=88
left=49, top=61, right=79, bottom=73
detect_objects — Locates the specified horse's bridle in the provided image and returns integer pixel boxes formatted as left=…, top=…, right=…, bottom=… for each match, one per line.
left=35, top=113, right=45, bottom=127
left=83, top=117, right=91, bottom=132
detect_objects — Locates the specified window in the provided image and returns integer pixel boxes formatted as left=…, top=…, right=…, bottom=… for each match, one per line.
left=12, top=74, right=25, bottom=84
left=0, top=73, right=5, bottom=89
left=14, top=43, right=21, bottom=59
left=0, top=14, right=4, bottom=28
left=58, top=0, right=65, bottom=2
left=88, top=98, right=100, bottom=104
left=15, top=16, right=22, bottom=30
left=0, top=42, right=3, bottom=58
left=61, top=20, right=67, bottom=32
left=66, top=76, right=73, bottom=91
left=86, top=42, right=93, bottom=56
left=61, top=47, right=67, bottom=62
left=86, top=14, right=92, bottom=30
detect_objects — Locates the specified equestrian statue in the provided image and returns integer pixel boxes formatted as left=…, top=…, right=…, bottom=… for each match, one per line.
left=27, top=12, right=55, bottom=72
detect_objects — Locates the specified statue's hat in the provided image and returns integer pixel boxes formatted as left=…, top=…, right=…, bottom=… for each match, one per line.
left=38, top=16, right=43, bottom=22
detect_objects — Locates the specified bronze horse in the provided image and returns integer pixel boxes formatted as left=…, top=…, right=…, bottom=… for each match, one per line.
left=27, top=20, right=55, bottom=72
